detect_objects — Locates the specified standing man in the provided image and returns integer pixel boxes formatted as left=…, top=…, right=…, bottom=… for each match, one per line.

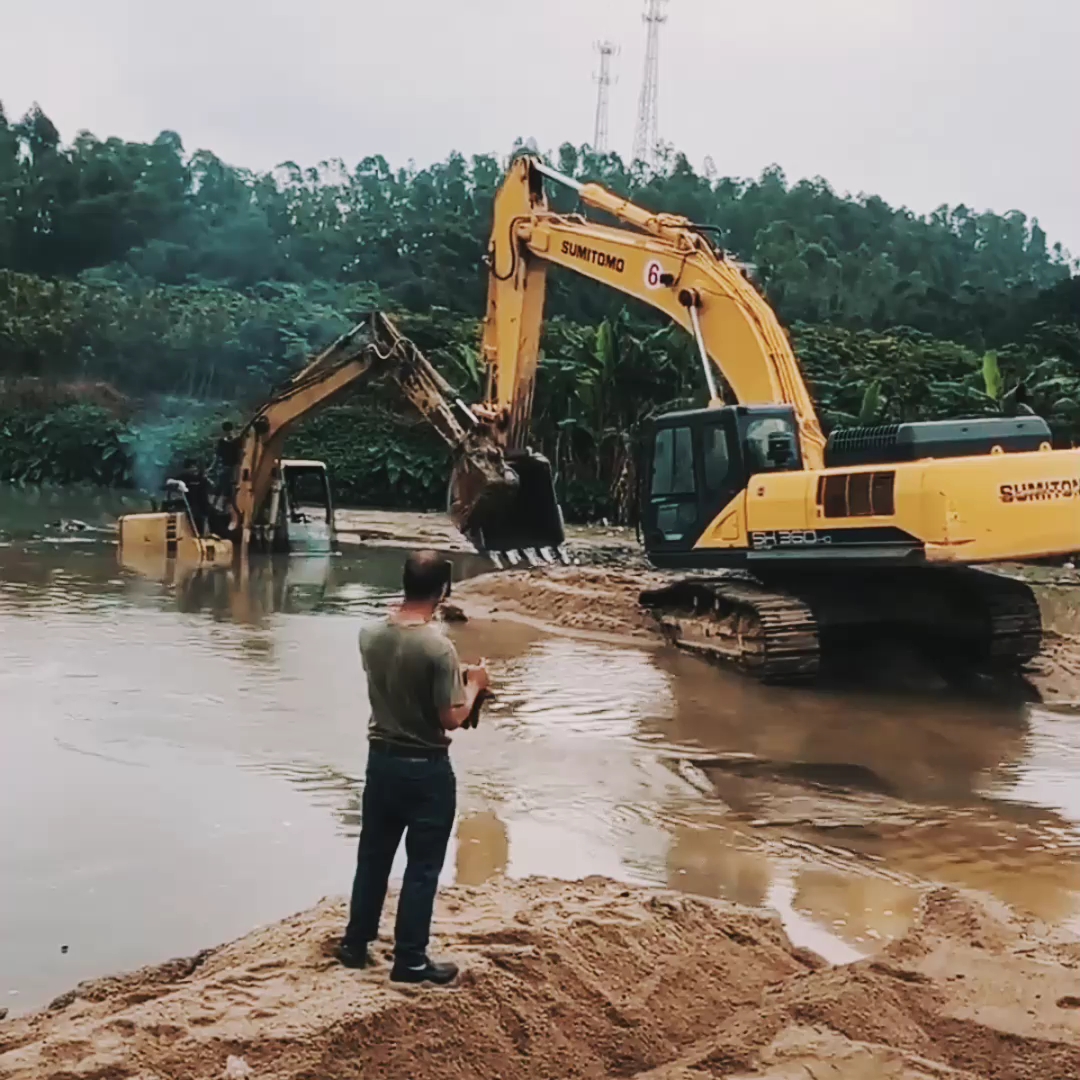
left=213, top=421, right=241, bottom=501
left=338, top=550, right=489, bottom=985
left=176, top=458, right=210, bottom=536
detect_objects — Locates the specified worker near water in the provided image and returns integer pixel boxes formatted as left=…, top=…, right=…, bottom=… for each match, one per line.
left=176, top=458, right=210, bottom=536
left=337, top=549, right=490, bottom=985
left=213, top=420, right=241, bottom=500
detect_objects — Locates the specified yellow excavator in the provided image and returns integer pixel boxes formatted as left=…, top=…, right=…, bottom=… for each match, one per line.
left=117, top=311, right=552, bottom=573
left=465, top=155, right=1080, bottom=680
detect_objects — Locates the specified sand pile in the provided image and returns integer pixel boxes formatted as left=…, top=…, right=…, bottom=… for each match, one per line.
left=455, top=566, right=667, bottom=641
left=2, top=878, right=1077, bottom=1080
left=335, top=509, right=477, bottom=553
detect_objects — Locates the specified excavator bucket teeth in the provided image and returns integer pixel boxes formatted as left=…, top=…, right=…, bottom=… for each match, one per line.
left=450, top=446, right=565, bottom=555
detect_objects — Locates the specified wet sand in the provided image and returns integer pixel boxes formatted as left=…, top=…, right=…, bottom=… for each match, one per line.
left=2, top=879, right=1077, bottom=1080
left=453, top=564, right=669, bottom=643
left=335, top=507, right=646, bottom=565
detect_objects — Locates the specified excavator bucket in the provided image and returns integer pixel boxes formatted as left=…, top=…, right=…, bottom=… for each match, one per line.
left=448, top=435, right=565, bottom=556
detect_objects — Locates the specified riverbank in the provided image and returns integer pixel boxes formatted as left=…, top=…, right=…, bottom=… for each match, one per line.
left=2, top=877, right=1077, bottom=1080
left=335, top=507, right=646, bottom=565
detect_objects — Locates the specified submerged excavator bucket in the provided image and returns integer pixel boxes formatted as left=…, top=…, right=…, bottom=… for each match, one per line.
left=448, top=435, right=565, bottom=555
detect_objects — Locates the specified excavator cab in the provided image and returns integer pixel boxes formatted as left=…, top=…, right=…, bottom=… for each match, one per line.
left=278, top=460, right=335, bottom=554
left=642, top=405, right=802, bottom=559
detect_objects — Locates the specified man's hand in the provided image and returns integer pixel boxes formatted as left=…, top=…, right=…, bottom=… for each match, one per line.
left=464, top=663, right=490, bottom=692
left=439, top=661, right=492, bottom=732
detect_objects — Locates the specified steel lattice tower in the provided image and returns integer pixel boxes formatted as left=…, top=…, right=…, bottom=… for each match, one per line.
left=593, top=41, right=617, bottom=154
left=632, top=0, right=669, bottom=166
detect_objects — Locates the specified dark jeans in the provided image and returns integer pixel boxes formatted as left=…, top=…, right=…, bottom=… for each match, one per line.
left=344, top=746, right=456, bottom=965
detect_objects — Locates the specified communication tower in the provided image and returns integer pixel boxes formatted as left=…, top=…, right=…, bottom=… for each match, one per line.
left=592, top=40, right=618, bottom=154
left=632, top=0, right=669, bottom=166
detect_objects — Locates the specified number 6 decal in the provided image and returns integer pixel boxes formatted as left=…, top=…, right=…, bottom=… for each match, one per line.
left=644, top=260, right=664, bottom=290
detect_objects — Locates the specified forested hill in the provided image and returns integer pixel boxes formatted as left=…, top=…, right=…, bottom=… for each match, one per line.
left=2, top=104, right=1073, bottom=331
left=1, top=102, right=1078, bottom=516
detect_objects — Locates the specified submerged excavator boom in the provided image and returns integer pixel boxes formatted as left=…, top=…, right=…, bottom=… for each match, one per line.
left=231, top=311, right=525, bottom=556
left=119, top=312, right=545, bottom=565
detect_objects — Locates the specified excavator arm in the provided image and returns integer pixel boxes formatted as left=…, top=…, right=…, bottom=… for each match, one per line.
left=231, top=311, right=519, bottom=555
left=480, top=156, right=827, bottom=470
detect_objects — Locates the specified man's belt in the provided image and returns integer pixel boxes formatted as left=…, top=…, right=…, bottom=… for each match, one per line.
left=368, top=739, right=449, bottom=760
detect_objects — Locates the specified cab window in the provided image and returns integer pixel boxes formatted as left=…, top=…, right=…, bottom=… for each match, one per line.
left=702, top=423, right=730, bottom=495
left=285, top=468, right=331, bottom=523
left=650, top=426, right=696, bottom=496
left=744, top=417, right=798, bottom=473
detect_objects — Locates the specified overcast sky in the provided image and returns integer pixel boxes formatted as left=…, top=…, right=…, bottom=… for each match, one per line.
left=3, top=0, right=1078, bottom=256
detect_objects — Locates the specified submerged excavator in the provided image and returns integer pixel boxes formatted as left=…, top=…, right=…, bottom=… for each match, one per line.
left=459, top=154, right=1080, bottom=681
left=117, top=311, right=553, bottom=572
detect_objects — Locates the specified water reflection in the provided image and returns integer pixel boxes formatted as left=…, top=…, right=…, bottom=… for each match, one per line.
left=660, top=808, right=947, bottom=953
left=639, top=647, right=1080, bottom=924
left=485, top=637, right=671, bottom=738
left=645, top=647, right=1031, bottom=805
left=115, top=545, right=491, bottom=626
left=808, top=806, right=1080, bottom=924
left=665, top=821, right=772, bottom=908
left=791, top=869, right=920, bottom=950
left=2, top=515, right=1080, bottom=1015
left=455, top=811, right=510, bottom=887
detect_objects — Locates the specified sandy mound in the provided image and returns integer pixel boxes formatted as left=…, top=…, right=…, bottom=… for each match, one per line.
left=2, top=879, right=1077, bottom=1080
left=455, top=566, right=667, bottom=642
left=336, top=509, right=477, bottom=553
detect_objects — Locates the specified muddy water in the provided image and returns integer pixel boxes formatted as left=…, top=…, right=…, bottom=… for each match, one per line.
left=2, top=492, right=1080, bottom=1015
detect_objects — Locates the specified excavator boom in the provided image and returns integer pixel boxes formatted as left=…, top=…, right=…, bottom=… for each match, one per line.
left=231, top=310, right=557, bottom=556
left=481, top=156, right=827, bottom=468
left=231, top=311, right=519, bottom=554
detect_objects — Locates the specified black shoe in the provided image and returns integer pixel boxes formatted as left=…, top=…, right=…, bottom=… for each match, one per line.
left=389, top=957, right=459, bottom=985
left=335, top=940, right=372, bottom=969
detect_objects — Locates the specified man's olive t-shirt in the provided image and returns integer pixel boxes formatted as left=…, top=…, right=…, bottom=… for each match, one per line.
left=359, top=620, right=466, bottom=749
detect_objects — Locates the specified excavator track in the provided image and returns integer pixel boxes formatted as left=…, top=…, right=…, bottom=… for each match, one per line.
left=639, top=576, right=821, bottom=684
left=639, top=566, right=1043, bottom=685
left=960, top=569, right=1043, bottom=666
left=790, top=565, right=1044, bottom=671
